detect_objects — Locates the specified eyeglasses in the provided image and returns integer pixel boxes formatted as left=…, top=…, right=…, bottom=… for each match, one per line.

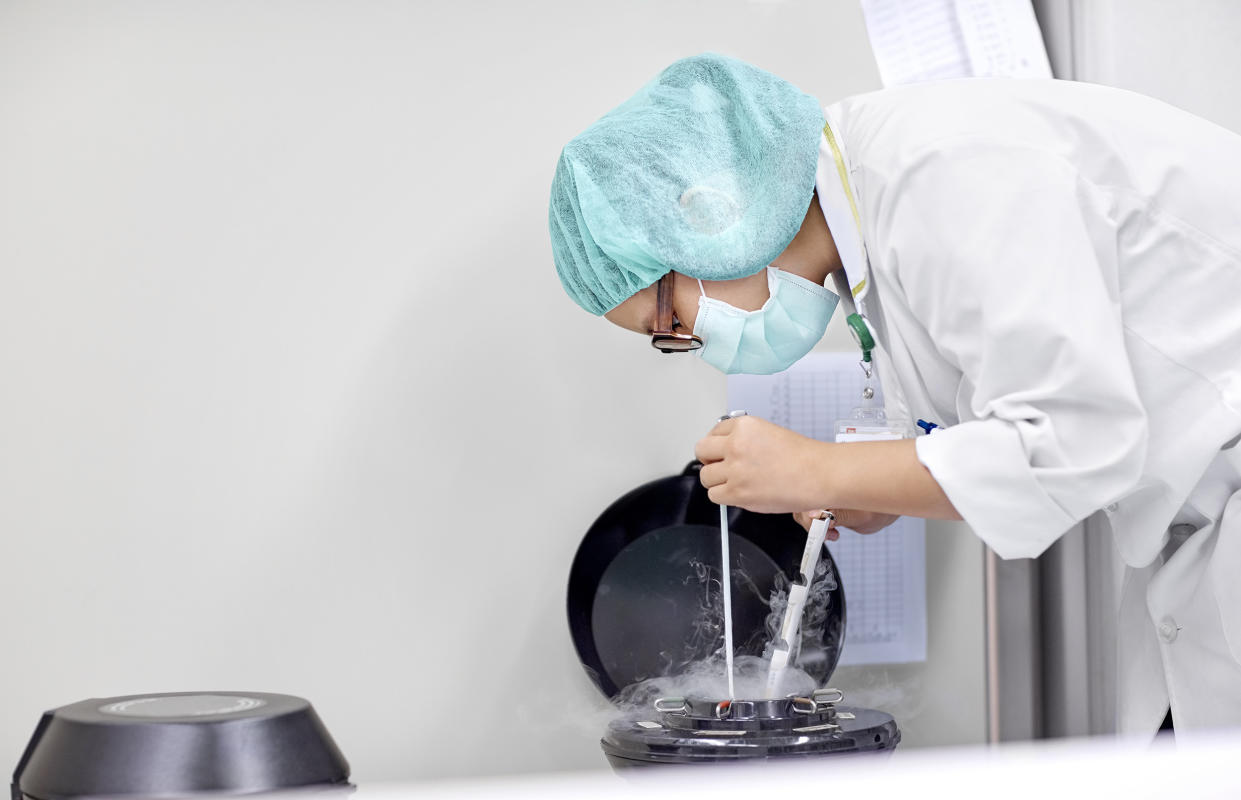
left=650, top=272, right=704, bottom=353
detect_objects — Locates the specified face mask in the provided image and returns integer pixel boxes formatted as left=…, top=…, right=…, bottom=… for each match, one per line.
left=693, top=267, right=838, bottom=375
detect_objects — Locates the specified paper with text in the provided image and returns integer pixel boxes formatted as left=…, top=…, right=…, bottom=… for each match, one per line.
left=860, top=0, right=1052, bottom=86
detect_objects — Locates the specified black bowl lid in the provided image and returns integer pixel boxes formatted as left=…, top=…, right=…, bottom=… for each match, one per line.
left=566, top=463, right=846, bottom=699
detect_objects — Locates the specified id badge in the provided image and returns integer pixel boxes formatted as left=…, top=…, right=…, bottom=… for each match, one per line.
left=834, top=410, right=911, bottom=442
left=835, top=383, right=911, bottom=441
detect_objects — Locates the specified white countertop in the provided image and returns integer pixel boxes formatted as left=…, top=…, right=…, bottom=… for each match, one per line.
left=352, top=730, right=1240, bottom=799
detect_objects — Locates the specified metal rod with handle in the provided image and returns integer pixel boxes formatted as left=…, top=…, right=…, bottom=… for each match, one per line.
left=716, top=410, right=749, bottom=699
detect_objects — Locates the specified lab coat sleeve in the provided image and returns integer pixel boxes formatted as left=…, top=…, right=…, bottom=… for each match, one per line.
left=876, top=143, right=1148, bottom=558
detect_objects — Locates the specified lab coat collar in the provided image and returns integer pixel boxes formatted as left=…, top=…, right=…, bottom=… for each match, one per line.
left=815, top=107, right=872, bottom=308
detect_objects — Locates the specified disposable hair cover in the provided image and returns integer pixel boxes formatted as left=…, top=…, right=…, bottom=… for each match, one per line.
left=549, top=53, right=824, bottom=315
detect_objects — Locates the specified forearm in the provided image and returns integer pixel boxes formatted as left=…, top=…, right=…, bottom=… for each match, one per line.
left=809, top=438, right=961, bottom=520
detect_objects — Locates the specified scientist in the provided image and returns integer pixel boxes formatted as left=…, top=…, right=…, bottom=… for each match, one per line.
left=548, top=54, right=1241, bottom=736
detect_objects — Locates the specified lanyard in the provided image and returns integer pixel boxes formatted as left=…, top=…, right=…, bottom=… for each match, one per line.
left=822, top=121, right=877, bottom=368
left=823, top=121, right=925, bottom=433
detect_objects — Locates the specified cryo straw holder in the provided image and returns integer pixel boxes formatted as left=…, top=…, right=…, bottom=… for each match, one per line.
left=765, top=509, right=835, bottom=697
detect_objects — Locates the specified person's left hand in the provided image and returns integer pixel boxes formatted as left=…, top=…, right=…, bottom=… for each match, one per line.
left=792, top=509, right=900, bottom=539
left=694, top=415, right=827, bottom=513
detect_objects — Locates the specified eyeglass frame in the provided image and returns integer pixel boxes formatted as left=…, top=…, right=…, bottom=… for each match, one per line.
left=650, top=272, right=704, bottom=353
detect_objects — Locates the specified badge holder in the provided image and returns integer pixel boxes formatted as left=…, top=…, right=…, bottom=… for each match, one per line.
left=835, top=313, right=910, bottom=443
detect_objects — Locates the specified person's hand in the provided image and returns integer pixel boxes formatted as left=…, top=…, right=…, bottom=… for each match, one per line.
left=792, top=509, right=900, bottom=540
left=694, top=415, right=828, bottom=514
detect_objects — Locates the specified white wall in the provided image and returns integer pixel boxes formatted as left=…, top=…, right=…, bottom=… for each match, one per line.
left=0, top=0, right=986, bottom=782
left=1069, top=0, right=1241, bottom=133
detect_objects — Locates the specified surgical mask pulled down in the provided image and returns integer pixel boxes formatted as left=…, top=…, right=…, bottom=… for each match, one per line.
left=694, top=268, right=838, bottom=375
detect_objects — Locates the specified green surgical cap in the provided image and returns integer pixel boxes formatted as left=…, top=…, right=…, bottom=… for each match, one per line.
left=549, top=52, right=825, bottom=316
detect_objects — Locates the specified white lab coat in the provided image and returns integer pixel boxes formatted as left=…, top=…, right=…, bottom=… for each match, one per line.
left=816, top=79, right=1241, bottom=735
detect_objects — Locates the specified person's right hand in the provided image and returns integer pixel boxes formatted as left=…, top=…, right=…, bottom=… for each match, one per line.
left=792, top=509, right=899, bottom=539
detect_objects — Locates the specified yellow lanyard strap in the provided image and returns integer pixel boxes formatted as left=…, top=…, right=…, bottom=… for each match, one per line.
left=822, top=121, right=867, bottom=300
left=823, top=120, right=876, bottom=363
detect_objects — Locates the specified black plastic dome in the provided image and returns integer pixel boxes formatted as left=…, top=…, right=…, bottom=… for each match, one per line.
left=12, top=691, right=350, bottom=799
